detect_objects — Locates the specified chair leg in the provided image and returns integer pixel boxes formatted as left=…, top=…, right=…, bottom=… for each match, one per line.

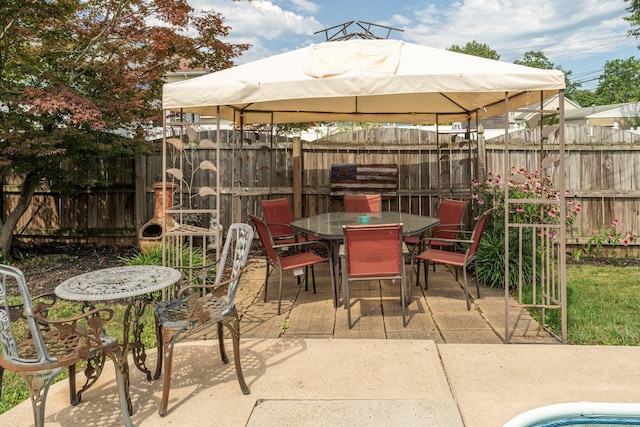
left=277, top=270, right=284, bottom=315
left=311, top=265, right=317, bottom=293
left=415, top=256, right=421, bottom=287
left=153, top=312, right=163, bottom=380
left=217, top=321, right=229, bottom=364
left=462, top=268, right=471, bottom=311
left=263, top=263, right=270, bottom=303
left=68, top=364, right=78, bottom=405
left=346, top=279, right=352, bottom=329
left=23, top=368, right=62, bottom=427
left=223, top=315, right=250, bottom=395
left=401, top=275, right=407, bottom=327
left=424, top=260, right=429, bottom=290
left=159, top=329, right=176, bottom=416
left=474, top=259, right=481, bottom=298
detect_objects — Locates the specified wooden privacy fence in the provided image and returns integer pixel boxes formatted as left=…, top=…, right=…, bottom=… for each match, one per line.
left=4, top=125, right=640, bottom=250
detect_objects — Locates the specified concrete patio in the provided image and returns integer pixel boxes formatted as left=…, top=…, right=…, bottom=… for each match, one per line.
left=2, top=259, right=640, bottom=426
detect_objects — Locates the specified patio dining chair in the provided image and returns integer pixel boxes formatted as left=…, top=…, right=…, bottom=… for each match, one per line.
left=406, top=198, right=469, bottom=288
left=344, top=194, right=382, bottom=213
left=260, top=198, right=320, bottom=245
left=154, top=223, right=254, bottom=416
left=412, top=209, right=493, bottom=310
left=249, top=214, right=334, bottom=315
left=0, top=265, right=133, bottom=427
left=342, top=223, right=408, bottom=328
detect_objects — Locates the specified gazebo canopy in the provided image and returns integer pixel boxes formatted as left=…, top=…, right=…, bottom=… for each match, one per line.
left=162, top=39, right=565, bottom=125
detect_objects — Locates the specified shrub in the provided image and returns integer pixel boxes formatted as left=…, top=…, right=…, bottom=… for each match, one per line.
left=121, top=245, right=206, bottom=267
left=475, top=229, right=539, bottom=289
left=583, top=219, right=634, bottom=259
left=472, top=168, right=580, bottom=289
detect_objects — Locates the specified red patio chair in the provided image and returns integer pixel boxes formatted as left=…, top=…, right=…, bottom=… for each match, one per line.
left=260, top=198, right=319, bottom=244
left=412, top=209, right=493, bottom=310
left=250, top=214, right=334, bottom=315
left=344, top=194, right=382, bottom=213
left=342, top=223, right=408, bottom=328
left=407, top=198, right=469, bottom=288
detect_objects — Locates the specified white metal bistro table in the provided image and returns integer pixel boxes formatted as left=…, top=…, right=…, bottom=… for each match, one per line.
left=290, top=212, right=440, bottom=307
left=55, top=265, right=181, bottom=415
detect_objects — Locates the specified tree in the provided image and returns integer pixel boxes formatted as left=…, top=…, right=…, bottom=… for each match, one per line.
left=594, top=57, right=640, bottom=104
left=0, top=0, right=248, bottom=260
left=514, top=50, right=582, bottom=100
left=570, top=90, right=599, bottom=108
left=447, top=40, right=500, bottom=60
left=514, top=50, right=554, bottom=69
left=625, top=0, right=640, bottom=41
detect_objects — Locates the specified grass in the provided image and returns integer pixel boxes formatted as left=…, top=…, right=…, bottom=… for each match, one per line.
left=564, top=264, right=640, bottom=345
left=528, top=264, right=640, bottom=345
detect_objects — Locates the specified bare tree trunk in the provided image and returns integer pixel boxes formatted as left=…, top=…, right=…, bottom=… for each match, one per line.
left=0, top=172, right=40, bottom=261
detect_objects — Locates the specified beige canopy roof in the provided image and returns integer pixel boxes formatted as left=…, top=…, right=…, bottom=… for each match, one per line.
left=162, top=39, right=565, bottom=124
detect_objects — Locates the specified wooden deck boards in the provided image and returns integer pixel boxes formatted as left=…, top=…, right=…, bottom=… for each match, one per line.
left=236, top=258, right=558, bottom=344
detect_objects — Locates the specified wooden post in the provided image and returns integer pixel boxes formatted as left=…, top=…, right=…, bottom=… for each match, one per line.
left=293, top=136, right=302, bottom=218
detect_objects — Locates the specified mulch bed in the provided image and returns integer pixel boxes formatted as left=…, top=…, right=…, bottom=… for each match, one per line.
left=13, top=242, right=140, bottom=296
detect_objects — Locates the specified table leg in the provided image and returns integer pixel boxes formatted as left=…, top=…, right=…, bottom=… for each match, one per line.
left=330, top=240, right=341, bottom=308
left=129, top=297, right=156, bottom=381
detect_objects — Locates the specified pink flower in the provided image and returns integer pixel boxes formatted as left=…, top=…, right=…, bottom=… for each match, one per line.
left=478, top=199, right=484, bottom=205
left=547, top=210, right=556, bottom=218
left=612, top=219, right=619, bottom=227
left=516, top=207, right=524, bottom=213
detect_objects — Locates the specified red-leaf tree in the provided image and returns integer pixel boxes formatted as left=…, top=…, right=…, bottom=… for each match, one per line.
left=0, top=0, right=248, bottom=259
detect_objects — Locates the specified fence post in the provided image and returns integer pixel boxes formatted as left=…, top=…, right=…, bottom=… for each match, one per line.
left=293, top=136, right=302, bottom=218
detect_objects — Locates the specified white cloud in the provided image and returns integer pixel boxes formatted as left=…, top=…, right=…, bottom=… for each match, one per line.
left=406, top=0, right=633, bottom=62
left=290, top=0, right=320, bottom=13
left=193, top=0, right=323, bottom=63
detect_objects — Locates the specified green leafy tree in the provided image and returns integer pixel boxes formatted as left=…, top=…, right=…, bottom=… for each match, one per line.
left=447, top=40, right=500, bottom=60
left=0, top=0, right=248, bottom=259
left=625, top=0, right=640, bottom=41
left=570, top=89, right=600, bottom=107
left=594, top=57, right=640, bottom=104
left=514, top=50, right=554, bottom=69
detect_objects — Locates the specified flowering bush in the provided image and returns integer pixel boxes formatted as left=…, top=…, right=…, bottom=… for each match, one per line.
left=472, top=167, right=580, bottom=288
left=472, top=168, right=580, bottom=233
left=584, top=219, right=634, bottom=259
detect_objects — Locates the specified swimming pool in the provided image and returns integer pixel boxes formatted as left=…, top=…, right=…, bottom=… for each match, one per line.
left=503, top=402, right=640, bottom=427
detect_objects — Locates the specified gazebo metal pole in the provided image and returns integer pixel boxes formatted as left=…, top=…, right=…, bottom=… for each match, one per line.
left=503, top=92, right=511, bottom=343
left=558, top=90, right=568, bottom=343
left=215, top=106, right=221, bottom=253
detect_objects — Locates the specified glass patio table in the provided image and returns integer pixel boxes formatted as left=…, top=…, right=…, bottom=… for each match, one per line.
left=290, top=212, right=440, bottom=307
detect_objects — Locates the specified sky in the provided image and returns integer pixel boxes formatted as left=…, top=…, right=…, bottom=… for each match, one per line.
left=193, top=0, right=639, bottom=92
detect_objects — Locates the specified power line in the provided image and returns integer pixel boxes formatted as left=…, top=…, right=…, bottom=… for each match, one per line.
left=496, top=34, right=629, bottom=54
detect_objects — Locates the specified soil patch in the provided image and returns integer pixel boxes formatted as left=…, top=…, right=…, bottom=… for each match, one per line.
left=13, top=242, right=140, bottom=296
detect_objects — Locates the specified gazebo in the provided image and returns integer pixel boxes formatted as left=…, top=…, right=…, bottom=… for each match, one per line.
left=161, top=38, right=568, bottom=342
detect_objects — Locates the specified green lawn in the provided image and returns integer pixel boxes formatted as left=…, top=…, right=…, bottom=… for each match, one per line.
left=559, top=264, right=640, bottom=345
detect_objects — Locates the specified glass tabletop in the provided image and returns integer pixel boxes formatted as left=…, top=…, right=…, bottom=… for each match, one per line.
left=290, top=212, right=440, bottom=240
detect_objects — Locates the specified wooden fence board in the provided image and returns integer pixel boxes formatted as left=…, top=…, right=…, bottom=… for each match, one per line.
left=5, top=125, right=640, bottom=247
